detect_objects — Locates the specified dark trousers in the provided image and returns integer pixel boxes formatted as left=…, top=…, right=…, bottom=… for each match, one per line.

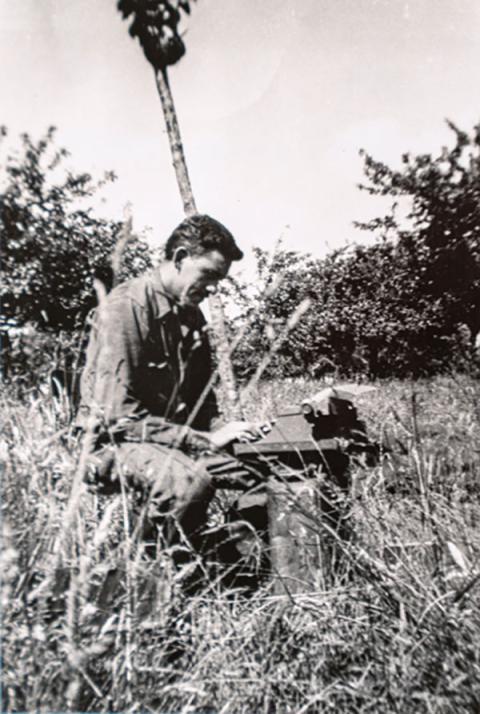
left=87, top=442, right=267, bottom=547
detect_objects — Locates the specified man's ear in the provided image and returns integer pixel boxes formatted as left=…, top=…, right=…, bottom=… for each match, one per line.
left=173, top=246, right=189, bottom=271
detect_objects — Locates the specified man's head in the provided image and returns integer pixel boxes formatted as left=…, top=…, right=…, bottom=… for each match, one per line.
left=164, top=214, right=243, bottom=307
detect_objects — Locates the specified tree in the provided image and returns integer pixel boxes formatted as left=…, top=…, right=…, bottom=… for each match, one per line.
left=230, top=230, right=476, bottom=382
left=0, top=128, right=153, bottom=384
left=225, top=247, right=320, bottom=380
left=116, top=0, right=240, bottom=417
left=357, top=121, right=480, bottom=348
left=0, top=127, right=152, bottom=330
left=232, top=122, right=480, bottom=381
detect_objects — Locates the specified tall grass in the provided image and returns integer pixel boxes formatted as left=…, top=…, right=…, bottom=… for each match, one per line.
left=2, top=376, right=480, bottom=712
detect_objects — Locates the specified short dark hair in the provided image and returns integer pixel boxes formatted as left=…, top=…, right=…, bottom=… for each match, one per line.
left=165, top=214, right=243, bottom=262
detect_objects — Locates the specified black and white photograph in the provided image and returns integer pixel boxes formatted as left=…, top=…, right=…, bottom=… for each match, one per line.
left=1, top=1, right=480, bottom=712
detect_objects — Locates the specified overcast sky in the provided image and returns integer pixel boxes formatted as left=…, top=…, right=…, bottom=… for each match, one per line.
left=1, top=0, right=479, bottom=275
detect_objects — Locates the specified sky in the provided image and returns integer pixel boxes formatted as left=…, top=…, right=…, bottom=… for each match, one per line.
left=1, top=0, right=479, bottom=277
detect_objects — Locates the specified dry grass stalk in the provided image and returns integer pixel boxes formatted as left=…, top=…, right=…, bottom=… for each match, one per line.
left=2, top=337, right=480, bottom=712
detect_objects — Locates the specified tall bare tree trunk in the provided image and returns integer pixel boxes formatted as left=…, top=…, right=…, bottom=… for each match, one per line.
left=155, top=68, right=241, bottom=419
left=154, top=68, right=196, bottom=217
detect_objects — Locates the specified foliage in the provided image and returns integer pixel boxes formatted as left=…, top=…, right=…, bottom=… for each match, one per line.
left=0, top=128, right=154, bottom=385
left=117, top=0, right=195, bottom=69
left=229, top=122, right=480, bottom=380
left=2, top=375, right=480, bottom=712
left=355, top=120, right=480, bottom=368
left=0, top=127, right=153, bottom=332
left=1, top=325, right=87, bottom=402
left=228, top=243, right=430, bottom=380
left=224, top=247, right=321, bottom=381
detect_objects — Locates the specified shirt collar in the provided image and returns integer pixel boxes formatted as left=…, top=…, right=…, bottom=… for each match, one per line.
left=149, top=268, right=176, bottom=320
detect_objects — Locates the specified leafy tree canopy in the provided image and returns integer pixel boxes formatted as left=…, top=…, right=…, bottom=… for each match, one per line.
left=229, top=122, right=480, bottom=380
left=117, top=0, right=194, bottom=69
left=357, top=120, right=480, bottom=339
left=0, top=127, right=153, bottom=331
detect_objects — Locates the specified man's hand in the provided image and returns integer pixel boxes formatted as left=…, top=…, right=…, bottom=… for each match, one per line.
left=208, top=421, right=265, bottom=450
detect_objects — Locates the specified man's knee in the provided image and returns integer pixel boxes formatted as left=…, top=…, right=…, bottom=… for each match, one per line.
left=87, top=441, right=214, bottom=514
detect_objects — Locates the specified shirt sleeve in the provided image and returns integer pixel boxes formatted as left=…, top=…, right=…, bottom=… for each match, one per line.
left=83, top=293, right=211, bottom=452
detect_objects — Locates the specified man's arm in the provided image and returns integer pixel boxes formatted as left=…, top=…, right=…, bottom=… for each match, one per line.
left=81, top=293, right=210, bottom=451
left=80, top=290, right=264, bottom=453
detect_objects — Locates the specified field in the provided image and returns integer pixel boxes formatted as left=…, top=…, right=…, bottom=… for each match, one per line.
left=2, top=375, right=480, bottom=713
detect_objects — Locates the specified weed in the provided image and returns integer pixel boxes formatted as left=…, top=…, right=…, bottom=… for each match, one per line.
left=1, top=376, right=480, bottom=712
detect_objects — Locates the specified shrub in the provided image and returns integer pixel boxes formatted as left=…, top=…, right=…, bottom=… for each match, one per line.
left=0, top=127, right=154, bottom=383
left=229, top=122, right=480, bottom=381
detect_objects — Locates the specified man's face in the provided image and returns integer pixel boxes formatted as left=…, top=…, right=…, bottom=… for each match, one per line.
left=175, top=249, right=231, bottom=307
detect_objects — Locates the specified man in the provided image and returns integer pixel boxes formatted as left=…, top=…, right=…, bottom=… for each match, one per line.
left=78, top=214, right=264, bottom=552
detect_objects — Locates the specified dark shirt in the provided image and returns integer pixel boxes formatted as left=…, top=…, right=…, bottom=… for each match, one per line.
left=77, top=269, right=219, bottom=451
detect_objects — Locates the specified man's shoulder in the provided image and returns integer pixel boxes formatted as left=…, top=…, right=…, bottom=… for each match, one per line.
left=108, top=272, right=151, bottom=300
left=107, top=272, right=170, bottom=317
